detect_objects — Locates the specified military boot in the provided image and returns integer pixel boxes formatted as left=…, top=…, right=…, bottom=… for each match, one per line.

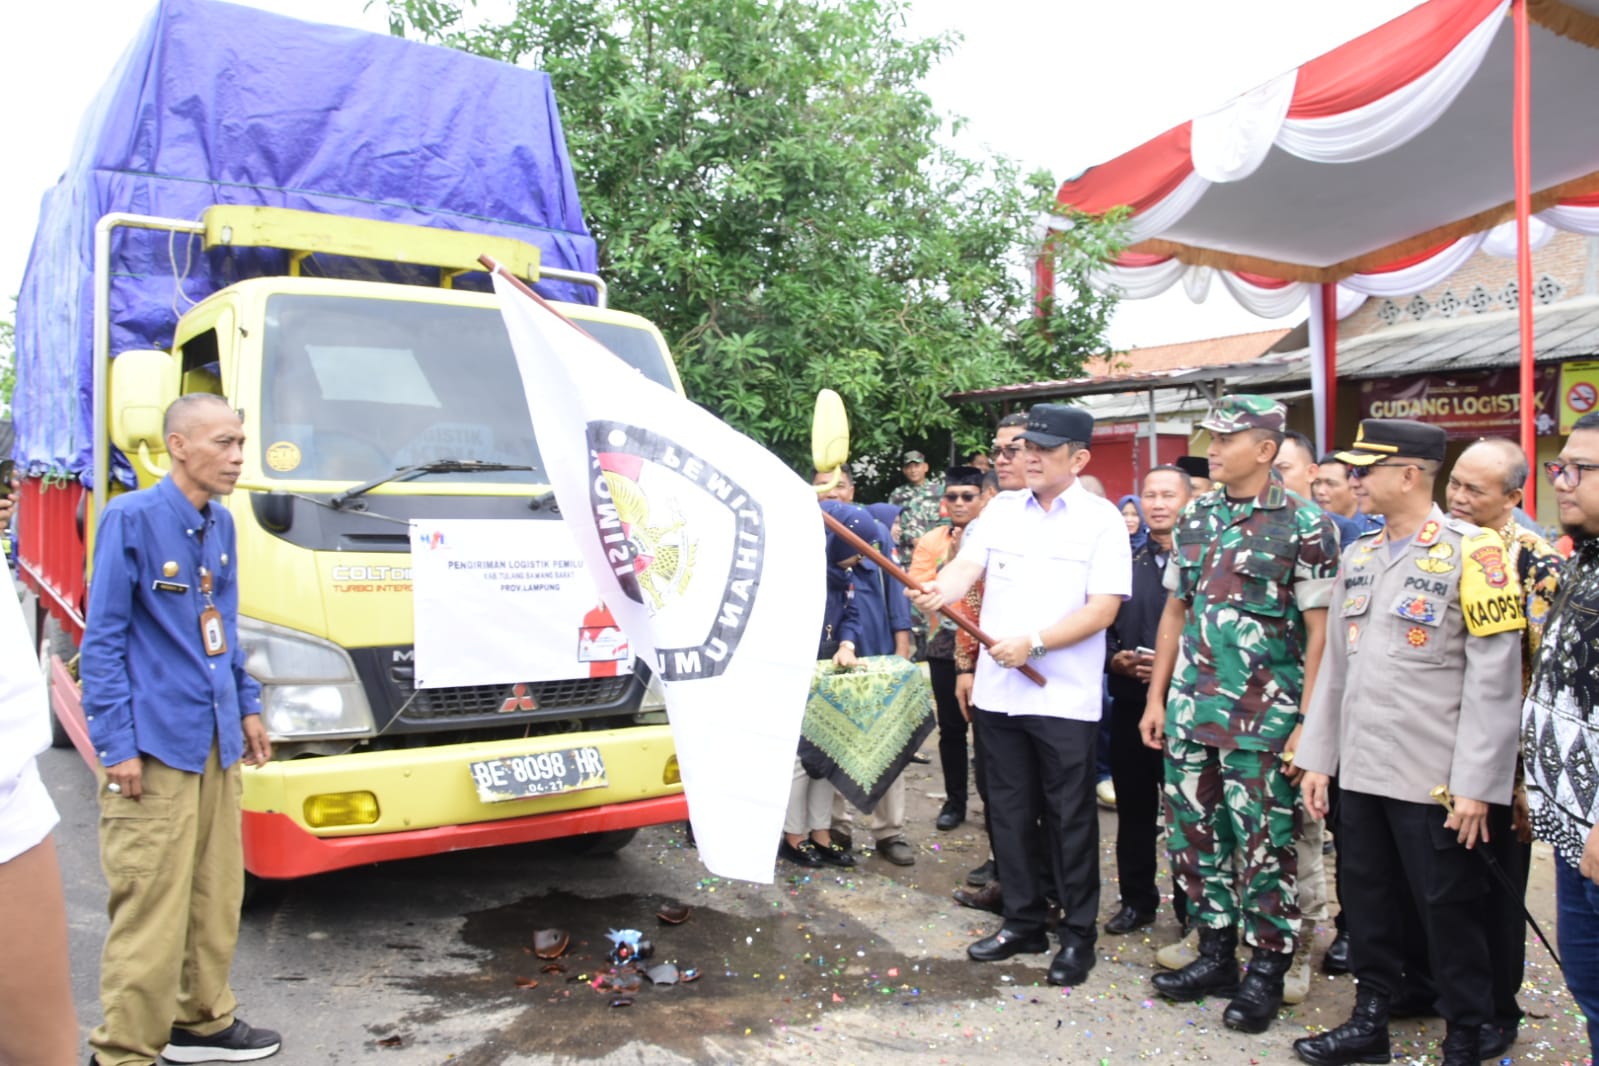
left=1292, top=987, right=1391, bottom=1065
left=1223, top=946, right=1294, bottom=1033
left=1151, top=925, right=1239, bottom=1002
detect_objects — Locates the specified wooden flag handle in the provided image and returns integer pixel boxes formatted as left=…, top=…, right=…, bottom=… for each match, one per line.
left=820, top=509, right=1046, bottom=688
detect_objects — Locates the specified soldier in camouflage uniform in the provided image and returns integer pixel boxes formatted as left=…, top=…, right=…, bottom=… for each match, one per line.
left=889, top=450, right=946, bottom=559
left=1139, top=395, right=1339, bottom=1034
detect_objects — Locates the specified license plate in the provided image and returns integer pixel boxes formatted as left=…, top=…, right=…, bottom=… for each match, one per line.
left=470, top=746, right=608, bottom=803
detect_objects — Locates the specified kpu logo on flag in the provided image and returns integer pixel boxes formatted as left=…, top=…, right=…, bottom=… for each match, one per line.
left=587, top=421, right=763, bottom=681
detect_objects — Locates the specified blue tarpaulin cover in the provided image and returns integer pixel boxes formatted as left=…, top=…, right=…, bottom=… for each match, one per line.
left=15, top=0, right=597, bottom=482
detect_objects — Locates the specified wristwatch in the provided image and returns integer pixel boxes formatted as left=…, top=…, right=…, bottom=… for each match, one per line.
left=1029, top=632, right=1046, bottom=660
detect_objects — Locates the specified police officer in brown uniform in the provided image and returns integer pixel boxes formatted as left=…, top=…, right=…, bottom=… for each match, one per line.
left=1296, top=419, right=1524, bottom=1066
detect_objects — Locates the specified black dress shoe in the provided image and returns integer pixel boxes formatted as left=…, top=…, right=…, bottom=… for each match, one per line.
left=778, top=838, right=823, bottom=867
left=810, top=838, right=856, bottom=867
left=935, top=800, right=965, bottom=831
left=952, top=881, right=1004, bottom=914
left=967, top=927, right=1049, bottom=961
left=1322, top=930, right=1351, bottom=974
left=830, top=829, right=853, bottom=851
left=1047, top=943, right=1096, bottom=986
left=1440, top=1023, right=1480, bottom=1066
left=1104, top=904, right=1157, bottom=936
left=1478, top=1021, right=1516, bottom=1060
left=966, top=858, right=997, bottom=887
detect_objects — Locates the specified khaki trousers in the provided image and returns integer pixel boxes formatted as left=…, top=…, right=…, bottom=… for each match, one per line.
left=90, top=749, right=244, bottom=1066
left=830, top=771, right=906, bottom=841
left=1296, top=807, right=1330, bottom=922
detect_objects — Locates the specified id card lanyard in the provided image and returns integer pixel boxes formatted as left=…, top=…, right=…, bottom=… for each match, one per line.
left=199, top=567, right=227, bottom=656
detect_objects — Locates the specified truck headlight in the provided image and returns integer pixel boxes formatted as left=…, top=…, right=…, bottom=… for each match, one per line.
left=239, top=618, right=375, bottom=739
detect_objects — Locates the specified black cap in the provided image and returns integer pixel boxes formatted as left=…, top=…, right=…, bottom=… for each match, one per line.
left=1335, top=418, right=1447, bottom=466
left=944, top=465, right=984, bottom=488
left=1016, top=403, right=1093, bottom=448
left=1175, top=455, right=1211, bottom=480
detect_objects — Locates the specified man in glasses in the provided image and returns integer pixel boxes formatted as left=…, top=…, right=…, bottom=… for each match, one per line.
left=1522, top=417, right=1599, bottom=1059
left=951, top=412, right=1029, bottom=898
left=1443, top=437, right=1562, bottom=1059
left=910, top=403, right=1130, bottom=988
left=909, top=466, right=990, bottom=832
left=1138, top=394, right=1338, bottom=1035
left=1296, top=419, right=1523, bottom=1066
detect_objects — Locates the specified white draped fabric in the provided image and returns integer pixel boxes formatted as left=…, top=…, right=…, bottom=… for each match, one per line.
left=1481, top=215, right=1556, bottom=257
left=1217, top=272, right=1311, bottom=318
left=1275, top=1, right=1508, bottom=164
left=1537, top=202, right=1599, bottom=237
left=1340, top=233, right=1487, bottom=296
left=1125, top=170, right=1211, bottom=243
left=1191, top=72, right=1298, bottom=183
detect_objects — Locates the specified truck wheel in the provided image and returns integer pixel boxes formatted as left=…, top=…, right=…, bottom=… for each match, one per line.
left=560, top=828, right=638, bottom=857
left=39, top=615, right=77, bottom=749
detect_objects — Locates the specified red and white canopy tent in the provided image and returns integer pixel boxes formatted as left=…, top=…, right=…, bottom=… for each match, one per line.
left=1039, top=0, right=1599, bottom=508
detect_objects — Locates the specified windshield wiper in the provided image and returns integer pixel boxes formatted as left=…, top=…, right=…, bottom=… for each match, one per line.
left=329, top=459, right=534, bottom=510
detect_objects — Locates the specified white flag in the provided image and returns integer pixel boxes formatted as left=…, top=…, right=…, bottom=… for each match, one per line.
left=492, top=274, right=824, bottom=884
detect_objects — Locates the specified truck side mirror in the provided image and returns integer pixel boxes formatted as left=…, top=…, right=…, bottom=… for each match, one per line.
left=109, top=349, right=179, bottom=480
left=811, top=389, right=850, bottom=493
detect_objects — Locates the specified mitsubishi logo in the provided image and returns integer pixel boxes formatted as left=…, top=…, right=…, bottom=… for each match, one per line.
left=499, top=683, right=538, bottom=713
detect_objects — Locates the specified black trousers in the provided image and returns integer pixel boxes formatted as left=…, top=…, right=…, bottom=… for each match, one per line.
left=930, top=657, right=982, bottom=809
left=1108, top=697, right=1184, bottom=920
left=1341, top=789, right=1493, bottom=1026
left=977, top=707, right=1099, bottom=945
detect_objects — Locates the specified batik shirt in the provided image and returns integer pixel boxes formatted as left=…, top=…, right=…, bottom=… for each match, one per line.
left=1523, top=535, right=1599, bottom=869
left=1501, top=519, right=1563, bottom=691
left=1163, top=482, right=1339, bottom=752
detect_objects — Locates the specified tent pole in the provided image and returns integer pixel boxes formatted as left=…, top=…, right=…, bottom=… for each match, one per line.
left=1147, top=388, right=1158, bottom=473
left=1321, top=284, right=1339, bottom=453
left=1514, top=0, right=1537, bottom=512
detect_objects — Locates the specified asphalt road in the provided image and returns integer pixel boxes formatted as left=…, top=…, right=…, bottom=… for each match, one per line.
left=40, top=744, right=1591, bottom=1065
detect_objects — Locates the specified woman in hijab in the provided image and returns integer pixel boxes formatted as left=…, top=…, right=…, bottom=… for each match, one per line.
left=1118, top=494, right=1149, bottom=553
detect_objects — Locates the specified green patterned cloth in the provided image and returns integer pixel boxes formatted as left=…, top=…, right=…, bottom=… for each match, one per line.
left=799, top=655, right=933, bottom=813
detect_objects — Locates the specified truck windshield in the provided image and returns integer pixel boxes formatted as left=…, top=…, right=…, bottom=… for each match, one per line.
left=259, top=294, right=674, bottom=483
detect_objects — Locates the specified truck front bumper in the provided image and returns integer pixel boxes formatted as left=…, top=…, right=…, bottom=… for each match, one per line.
left=240, top=725, right=687, bottom=879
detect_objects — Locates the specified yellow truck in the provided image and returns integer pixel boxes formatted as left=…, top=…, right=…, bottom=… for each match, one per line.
left=17, top=1, right=686, bottom=879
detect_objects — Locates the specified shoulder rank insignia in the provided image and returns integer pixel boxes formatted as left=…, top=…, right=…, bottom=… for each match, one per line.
left=1415, top=518, right=1442, bottom=547
left=1459, top=529, right=1526, bottom=636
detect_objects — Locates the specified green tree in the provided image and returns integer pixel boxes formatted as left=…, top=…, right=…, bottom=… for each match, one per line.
left=387, top=0, right=1124, bottom=483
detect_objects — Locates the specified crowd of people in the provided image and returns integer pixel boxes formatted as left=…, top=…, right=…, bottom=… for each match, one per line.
left=816, top=394, right=1599, bottom=1066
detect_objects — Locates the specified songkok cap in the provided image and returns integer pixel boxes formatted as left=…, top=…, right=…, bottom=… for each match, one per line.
left=902, top=450, right=927, bottom=464
left=1017, top=403, right=1094, bottom=448
left=944, top=465, right=984, bottom=488
left=1175, top=455, right=1212, bottom=480
left=1198, top=394, right=1286, bottom=435
left=1334, top=418, right=1448, bottom=466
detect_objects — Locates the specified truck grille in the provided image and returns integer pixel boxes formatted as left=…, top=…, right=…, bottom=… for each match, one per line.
left=399, top=676, right=636, bottom=720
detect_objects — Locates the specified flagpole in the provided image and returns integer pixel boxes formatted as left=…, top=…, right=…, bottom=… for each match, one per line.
left=819, top=509, right=1047, bottom=687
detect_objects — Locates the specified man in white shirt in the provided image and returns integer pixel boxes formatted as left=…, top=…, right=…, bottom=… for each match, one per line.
left=911, top=403, right=1131, bottom=987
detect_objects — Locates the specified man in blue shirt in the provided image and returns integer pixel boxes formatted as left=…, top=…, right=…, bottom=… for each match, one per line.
left=82, top=394, right=281, bottom=1065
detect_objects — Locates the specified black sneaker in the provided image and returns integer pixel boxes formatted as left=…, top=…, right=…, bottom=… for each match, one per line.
left=161, top=1018, right=282, bottom=1062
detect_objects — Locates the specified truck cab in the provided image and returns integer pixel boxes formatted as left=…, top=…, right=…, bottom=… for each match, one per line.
left=29, top=206, right=688, bottom=879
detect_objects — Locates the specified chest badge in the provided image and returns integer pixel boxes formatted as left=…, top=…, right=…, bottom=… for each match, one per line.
left=1396, top=595, right=1440, bottom=626
left=1341, top=593, right=1370, bottom=616
left=1347, top=621, right=1362, bottom=650
left=162, top=560, right=179, bottom=577
left=1416, top=556, right=1455, bottom=575
left=1406, top=625, right=1430, bottom=647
